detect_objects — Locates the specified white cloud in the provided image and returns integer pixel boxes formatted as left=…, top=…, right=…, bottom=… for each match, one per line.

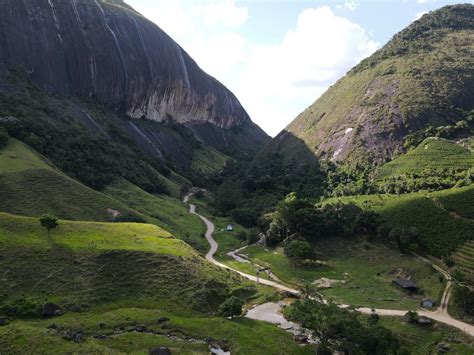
left=237, top=7, right=379, bottom=135
left=337, top=0, right=360, bottom=11
left=414, top=11, right=428, bottom=20
left=203, top=1, right=248, bottom=28
left=127, top=1, right=379, bottom=137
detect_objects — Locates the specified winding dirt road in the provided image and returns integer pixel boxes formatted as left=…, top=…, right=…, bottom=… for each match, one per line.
left=184, top=193, right=474, bottom=337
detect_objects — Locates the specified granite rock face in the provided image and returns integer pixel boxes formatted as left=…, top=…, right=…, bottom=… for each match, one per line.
left=0, top=0, right=259, bottom=131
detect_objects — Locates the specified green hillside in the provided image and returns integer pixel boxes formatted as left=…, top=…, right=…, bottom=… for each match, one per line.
left=0, top=210, right=313, bottom=354
left=0, top=139, right=141, bottom=221
left=324, top=185, right=474, bottom=257
left=277, top=5, right=474, bottom=165
left=103, top=179, right=208, bottom=251
left=376, top=137, right=473, bottom=180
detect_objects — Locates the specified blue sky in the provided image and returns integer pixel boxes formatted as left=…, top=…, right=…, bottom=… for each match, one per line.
left=127, top=0, right=471, bottom=136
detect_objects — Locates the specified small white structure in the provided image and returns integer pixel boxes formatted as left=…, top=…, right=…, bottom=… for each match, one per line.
left=226, top=224, right=233, bottom=232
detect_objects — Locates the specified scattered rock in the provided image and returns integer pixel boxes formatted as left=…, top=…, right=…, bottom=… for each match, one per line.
left=63, top=330, right=84, bottom=343
left=42, top=303, right=63, bottom=317
left=157, top=317, right=170, bottom=324
left=149, top=347, right=171, bottom=355
left=294, top=334, right=308, bottom=343
left=417, top=316, right=433, bottom=326
left=47, top=323, right=58, bottom=330
left=312, top=278, right=345, bottom=289
left=437, top=342, right=450, bottom=353
left=0, top=318, right=9, bottom=326
left=135, top=325, right=147, bottom=332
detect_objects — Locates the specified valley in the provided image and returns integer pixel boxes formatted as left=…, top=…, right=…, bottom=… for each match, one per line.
left=0, top=1, right=473, bottom=354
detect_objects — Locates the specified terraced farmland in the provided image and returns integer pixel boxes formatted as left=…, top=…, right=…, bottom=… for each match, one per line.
left=453, top=241, right=474, bottom=282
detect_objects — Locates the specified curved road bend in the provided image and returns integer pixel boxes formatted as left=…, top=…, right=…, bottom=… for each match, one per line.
left=184, top=194, right=474, bottom=337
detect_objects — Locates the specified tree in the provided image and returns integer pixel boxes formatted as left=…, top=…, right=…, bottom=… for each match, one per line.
left=39, top=214, right=59, bottom=240
left=284, top=240, right=314, bottom=263
left=218, top=296, right=244, bottom=319
left=285, top=300, right=399, bottom=354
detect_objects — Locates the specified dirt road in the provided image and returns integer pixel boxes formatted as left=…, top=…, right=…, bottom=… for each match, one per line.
left=184, top=193, right=474, bottom=337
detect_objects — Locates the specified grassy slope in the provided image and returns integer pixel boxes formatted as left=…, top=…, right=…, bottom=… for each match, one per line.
left=0, top=211, right=312, bottom=354
left=103, top=179, right=207, bottom=252
left=191, top=146, right=229, bottom=175
left=0, top=308, right=314, bottom=355
left=324, top=185, right=474, bottom=257
left=0, top=139, right=207, bottom=251
left=0, top=139, right=138, bottom=221
left=379, top=317, right=474, bottom=354
left=375, top=137, right=474, bottom=180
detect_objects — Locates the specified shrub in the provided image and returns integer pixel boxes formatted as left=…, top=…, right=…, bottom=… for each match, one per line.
left=0, top=298, right=41, bottom=319
left=284, top=240, right=314, bottom=263
left=218, top=296, right=244, bottom=318
left=113, top=214, right=146, bottom=223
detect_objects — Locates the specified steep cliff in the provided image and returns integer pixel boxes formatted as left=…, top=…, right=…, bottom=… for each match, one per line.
left=0, top=0, right=268, bottom=192
left=0, top=0, right=260, bottom=131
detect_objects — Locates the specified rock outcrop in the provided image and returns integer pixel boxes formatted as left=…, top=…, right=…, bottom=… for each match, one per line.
left=0, top=0, right=260, bottom=131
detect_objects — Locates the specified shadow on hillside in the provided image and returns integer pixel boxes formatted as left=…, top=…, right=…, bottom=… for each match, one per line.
left=247, top=130, right=326, bottom=199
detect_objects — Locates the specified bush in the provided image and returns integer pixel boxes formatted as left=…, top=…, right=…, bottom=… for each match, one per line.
left=235, top=231, right=247, bottom=241
left=0, top=298, right=41, bottom=319
left=284, top=240, right=314, bottom=263
left=218, top=296, right=244, bottom=318
left=114, top=214, right=147, bottom=223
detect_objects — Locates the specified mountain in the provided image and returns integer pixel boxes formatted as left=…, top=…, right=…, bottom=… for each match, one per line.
left=274, top=4, right=474, bottom=165
left=0, top=0, right=268, bottom=191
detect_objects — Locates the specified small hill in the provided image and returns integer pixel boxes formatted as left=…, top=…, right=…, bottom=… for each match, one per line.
left=0, top=138, right=138, bottom=221
left=274, top=4, right=474, bottom=165
left=0, top=211, right=240, bottom=314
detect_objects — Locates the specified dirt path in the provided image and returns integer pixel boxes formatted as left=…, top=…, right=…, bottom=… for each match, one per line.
left=184, top=193, right=474, bottom=337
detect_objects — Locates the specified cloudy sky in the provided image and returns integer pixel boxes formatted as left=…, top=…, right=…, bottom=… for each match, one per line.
left=127, top=0, right=468, bottom=136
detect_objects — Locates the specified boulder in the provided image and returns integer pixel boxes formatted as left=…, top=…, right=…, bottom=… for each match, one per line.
left=42, top=303, right=63, bottom=317
left=149, top=347, right=171, bottom=355
left=135, top=325, right=147, bottom=332
left=157, top=317, right=170, bottom=324
left=417, top=316, right=433, bottom=326
left=63, top=330, right=84, bottom=343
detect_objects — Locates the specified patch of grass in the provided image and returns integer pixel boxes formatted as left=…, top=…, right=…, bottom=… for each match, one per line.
left=192, top=146, right=229, bottom=175
left=237, top=238, right=445, bottom=310
left=0, top=212, right=197, bottom=256
left=379, top=316, right=474, bottom=354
